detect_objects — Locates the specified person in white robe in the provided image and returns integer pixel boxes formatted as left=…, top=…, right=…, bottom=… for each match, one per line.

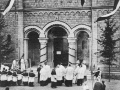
left=65, top=64, right=74, bottom=87
left=22, top=70, right=29, bottom=86
left=1, top=64, right=5, bottom=71
left=59, top=63, right=66, bottom=83
left=17, top=69, right=22, bottom=86
left=12, top=71, right=17, bottom=86
left=21, top=58, right=26, bottom=72
left=76, top=64, right=85, bottom=86
left=11, top=60, right=17, bottom=70
left=55, top=65, right=63, bottom=86
left=51, top=68, right=57, bottom=88
left=44, top=64, right=51, bottom=84
left=82, top=63, right=87, bottom=82
left=40, top=65, right=48, bottom=86
left=1, top=68, right=7, bottom=87
left=73, top=64, right=79, bottom=84
left=7, top=69, right=13, bottom=86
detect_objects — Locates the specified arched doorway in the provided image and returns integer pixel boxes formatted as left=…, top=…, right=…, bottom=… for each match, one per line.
left=47, top=26, right=68, bottom=67
left=77, top=31, right=89, bottom=67
left=28, top=31, right=40, bottom=66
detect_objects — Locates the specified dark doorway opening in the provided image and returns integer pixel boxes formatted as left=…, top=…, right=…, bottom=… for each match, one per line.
left=28, top=31, right=40, bottom=66
left=47, top=26, right=68, bottom=67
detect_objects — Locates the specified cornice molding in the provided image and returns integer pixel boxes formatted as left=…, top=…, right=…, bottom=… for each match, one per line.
left=0, top=6, right=114, bottom=12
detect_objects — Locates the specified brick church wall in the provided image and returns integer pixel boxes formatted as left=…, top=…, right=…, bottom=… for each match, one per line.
left=0, top=0, right=120, bottom=65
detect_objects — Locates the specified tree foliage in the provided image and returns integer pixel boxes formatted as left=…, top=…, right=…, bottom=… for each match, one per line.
left=0, top=13, right=14, bottom=63
left=98, top=18, right=120, bottom=65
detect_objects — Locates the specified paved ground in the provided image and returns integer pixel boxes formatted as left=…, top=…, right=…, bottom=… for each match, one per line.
left=0, top=79, right=120, bottom=90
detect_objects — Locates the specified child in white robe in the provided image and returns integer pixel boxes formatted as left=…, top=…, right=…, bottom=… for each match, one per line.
left=51, top=69, right=57, bottom=88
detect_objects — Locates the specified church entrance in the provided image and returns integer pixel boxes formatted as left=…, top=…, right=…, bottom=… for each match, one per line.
left=28, top=31, right=40, bottom=66
left=47, top=26, right=68, bottom=67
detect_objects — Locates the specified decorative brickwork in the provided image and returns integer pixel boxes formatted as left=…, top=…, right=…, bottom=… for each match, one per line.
left=23, top=10, right=91, bottom=29
left=23, top=0, right=91, bottom=8
left=0, top=0, right=120, bottom=66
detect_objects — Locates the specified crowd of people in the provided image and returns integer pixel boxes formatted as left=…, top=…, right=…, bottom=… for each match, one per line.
left=0, top=60, right=106, bottom=90
left=37, top=62, right=88, bottom=88
left=0, top=67, right=35, bottom=87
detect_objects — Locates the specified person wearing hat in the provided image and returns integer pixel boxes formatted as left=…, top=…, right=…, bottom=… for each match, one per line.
left=28, top=70, right=35, bottom=87
left=65, top=64, right=74, bottom=87
left=7, top=69, right=13, bottom=86
left=17, top=69, right=22, bottom=86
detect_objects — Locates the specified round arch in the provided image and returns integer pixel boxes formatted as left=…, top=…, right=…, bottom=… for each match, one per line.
left=24, top=26, right=43, bottom=38
left=43, top=21, right=71, bottom=37
left=72, top=25, right=91, bottom=38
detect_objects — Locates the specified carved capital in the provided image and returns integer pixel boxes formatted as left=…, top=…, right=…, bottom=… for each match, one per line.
left=38, top=38, right=48, bottom=44
left=67, top=38, right=77, bottom=44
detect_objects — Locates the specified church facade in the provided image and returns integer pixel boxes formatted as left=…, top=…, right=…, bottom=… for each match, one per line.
left=0, top=0, right=120, bottom=68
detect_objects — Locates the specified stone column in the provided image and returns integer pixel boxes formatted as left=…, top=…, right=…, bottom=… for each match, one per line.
left=39, top=38, right=48, bottom=65
left=88, top=38, right=92, bottom=69
left=18, top=0, right=23, bottom=59
left=68, top=38, right=76, bottom=65
left=92, top=10, right=98, bottom=69
left=24, top=38, right=29, bottom=68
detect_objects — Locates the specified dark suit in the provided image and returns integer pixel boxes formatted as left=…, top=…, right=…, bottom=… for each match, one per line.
left=93, top=81, right=103, bottom=90
left=37, top=67, right=41, bottom=83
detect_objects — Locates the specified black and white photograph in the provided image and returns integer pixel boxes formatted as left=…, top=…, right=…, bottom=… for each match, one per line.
left=0, top=0, right=120, bottom=90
